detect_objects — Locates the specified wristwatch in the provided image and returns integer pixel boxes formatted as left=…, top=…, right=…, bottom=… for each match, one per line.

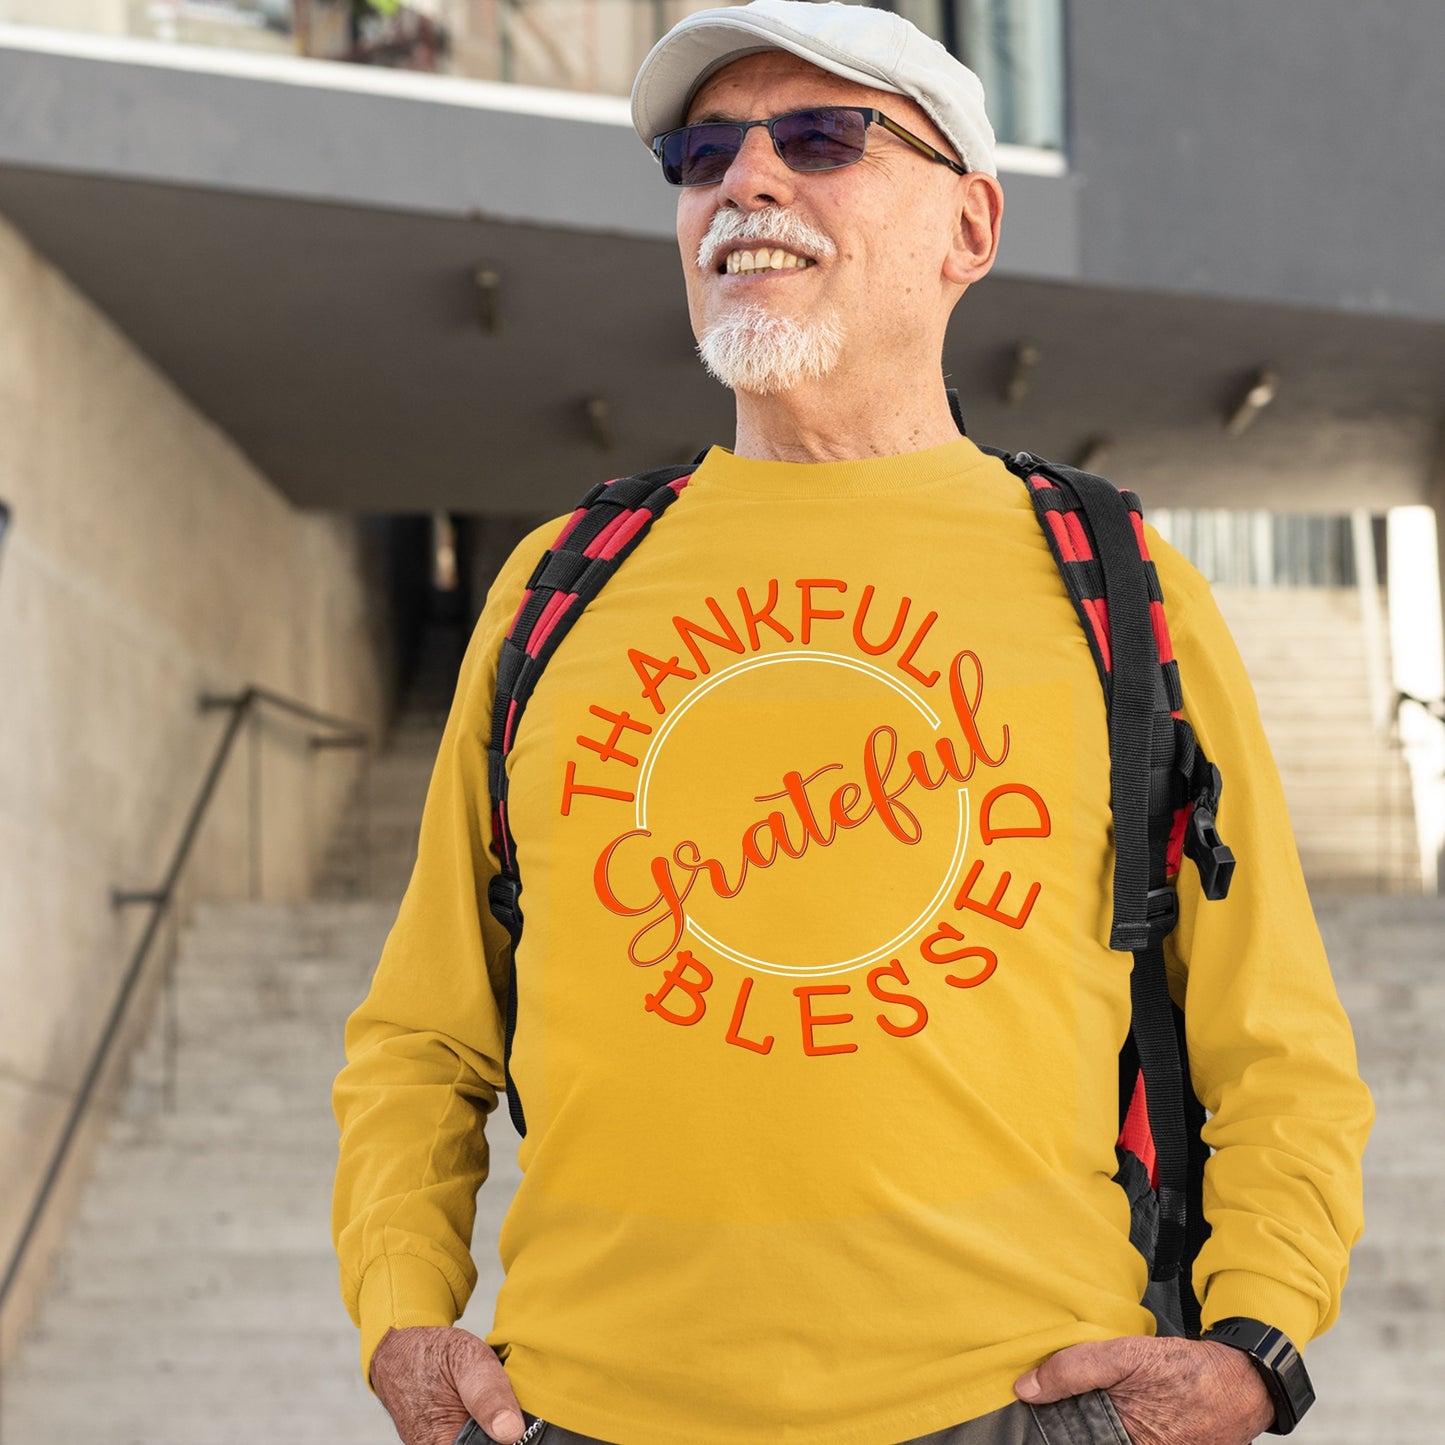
left=1201, top=1317, right=1316, bottom=1435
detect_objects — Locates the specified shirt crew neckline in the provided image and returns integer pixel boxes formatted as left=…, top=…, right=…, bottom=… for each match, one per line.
left=689, top=437, right=991, bottom=499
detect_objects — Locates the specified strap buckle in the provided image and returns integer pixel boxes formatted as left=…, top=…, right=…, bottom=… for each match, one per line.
left=1185, top=799, right=1235, bottom=901
left=487, top=873, right=524, bottom=942
left=1145, top=885, right=1180, bottom=939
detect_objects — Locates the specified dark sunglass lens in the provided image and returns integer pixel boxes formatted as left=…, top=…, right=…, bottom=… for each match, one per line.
left=773, top=109, right=867, bottom=172
left=663, top=124, right=743, bottom=186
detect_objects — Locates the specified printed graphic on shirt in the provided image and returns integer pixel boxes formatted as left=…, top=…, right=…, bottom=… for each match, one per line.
left=553, top=575, right=1054, bottom=1057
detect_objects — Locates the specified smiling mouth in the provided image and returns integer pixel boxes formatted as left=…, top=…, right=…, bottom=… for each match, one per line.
left=721, top=247, right=818, bottom=276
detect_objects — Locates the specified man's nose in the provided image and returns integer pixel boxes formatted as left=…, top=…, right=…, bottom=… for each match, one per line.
left=717, top=124, right=797, bottom=210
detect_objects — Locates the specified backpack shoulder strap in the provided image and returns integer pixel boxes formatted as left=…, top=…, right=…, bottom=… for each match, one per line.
left=987, top=445, right=1235, bottom=1333
left=485, top=465, right=694, bottom=1136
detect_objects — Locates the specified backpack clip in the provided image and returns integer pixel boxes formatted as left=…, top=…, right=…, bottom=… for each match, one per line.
left=488, top=873, right=525, bottom=943
left=1184, top=793, right=1235, bottom=901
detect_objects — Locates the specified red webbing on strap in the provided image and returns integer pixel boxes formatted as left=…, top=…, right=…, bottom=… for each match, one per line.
left=1063, top=511, right=1095, bottom=562
left=1082, top=597, right=1113, bottom=672
left=526, top=591, right=579, bottom=657
left=586, top=507, right=652, bottom=561
left=1165, top=804, right=1190, bottom=878
left=494, top=801, right=513, bottom=870
left=1150, top=600, right=1174, bottom=665
left=1044, top=510, right=1077, bottom=562
left=1118, top=1070, right=1158, bottom=1187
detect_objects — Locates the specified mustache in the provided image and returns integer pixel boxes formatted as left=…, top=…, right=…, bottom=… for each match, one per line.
left=695, top=206, right=837, bottom=272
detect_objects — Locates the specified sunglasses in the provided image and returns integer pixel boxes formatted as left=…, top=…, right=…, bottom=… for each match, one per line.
left=651, top=105, right=968, bottom=188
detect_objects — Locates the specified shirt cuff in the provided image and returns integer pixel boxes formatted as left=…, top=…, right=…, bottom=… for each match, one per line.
left=359, top=1254, right=461, bottom=1389
left=1199, top=1269, right=1322, bottom=1352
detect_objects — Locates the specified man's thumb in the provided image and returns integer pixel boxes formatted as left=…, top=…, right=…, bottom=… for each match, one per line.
left=1015, top=1340, right=1132, bottom=1404
left=448, top=1333, right=526, bottom=1444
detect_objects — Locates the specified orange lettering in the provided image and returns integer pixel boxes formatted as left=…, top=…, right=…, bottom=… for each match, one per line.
left=629, top=649, right=697, bottom=714
left=947, top=650, right=1010, bottom=774
left=796, top=578, right=847, bottom=644
left=753, top=764, right=841, bottom=848
left=561, top=760, right=634, bottom=815
left=852, top=585, right=911, bottom=656
left=592, top=829, right=688, bottom=967
left=725, top=975, right=774, bottom=1054
left=794, top=984, right=857, bottom=1056
left=898, top=609, right=942, bottom=687
left=829, top=781, right=869, bottom=828
left=737, top=579, right=794, bottom=649
left=953, top=859, right=1039, bottom=931
left=862, top=726, right=924, bottom=844
left=644, top=950, right=713, bottom=1026
left=672, top=597, right=746, bottom=674
left=979, top=783, right=1052, bottom=844
left=920, top=921, right=998, bottom=987
left=866, top=959, right=929, bottom=1037
left=576, top=705, right=652, bottom=768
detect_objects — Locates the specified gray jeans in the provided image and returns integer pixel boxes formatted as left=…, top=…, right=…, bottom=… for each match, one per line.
left=456, top=1391, right=1132, bottom=1444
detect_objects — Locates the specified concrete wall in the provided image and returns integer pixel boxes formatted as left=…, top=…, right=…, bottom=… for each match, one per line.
left=0, top=212, right=389, bottom=1344
left=1070, top=0, right=1445, bottom=320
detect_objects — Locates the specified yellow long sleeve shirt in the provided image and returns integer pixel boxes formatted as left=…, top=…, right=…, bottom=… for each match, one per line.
left=332, top=438, right=1372, bottom=1445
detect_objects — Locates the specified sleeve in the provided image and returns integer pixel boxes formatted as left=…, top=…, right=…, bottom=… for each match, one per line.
left=330, top=519, right=562, bottom=1385
left=1154, top=536, right=1375, bottom=1352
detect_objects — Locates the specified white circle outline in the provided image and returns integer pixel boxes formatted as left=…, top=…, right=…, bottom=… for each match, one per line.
left=634, top=651, right=969, bottom=977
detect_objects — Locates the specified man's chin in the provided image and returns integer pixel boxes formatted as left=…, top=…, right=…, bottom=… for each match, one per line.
left=697, top=304, right=843, bottom=396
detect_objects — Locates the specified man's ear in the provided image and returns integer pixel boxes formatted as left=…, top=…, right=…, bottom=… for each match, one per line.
left=943, top=173, right=1004, bottom=287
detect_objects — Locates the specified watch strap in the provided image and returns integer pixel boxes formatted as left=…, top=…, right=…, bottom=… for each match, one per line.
left=1201, top=1317, right=1315, bottom=1435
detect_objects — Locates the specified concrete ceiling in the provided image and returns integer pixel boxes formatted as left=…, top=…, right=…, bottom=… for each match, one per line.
left=2, top=159, right=1441, bottom=518
left=1, top=27, right=1439, bottom=520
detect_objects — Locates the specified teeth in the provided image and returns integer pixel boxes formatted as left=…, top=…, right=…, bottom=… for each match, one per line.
left=724, top=248, right=815, bottom=275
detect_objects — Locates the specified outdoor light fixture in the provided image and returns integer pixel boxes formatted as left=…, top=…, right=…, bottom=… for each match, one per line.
left=1226, top=368, right=1279, bottom=435
left=586, top=396, right=614, bottom=451
left=474, top=264, right=500, bottom=332
left=0, top=499, right=9, bottom=582
left=431, top=512, right=459, bottom=593
left=1004, top=341, right=1040, bottom=406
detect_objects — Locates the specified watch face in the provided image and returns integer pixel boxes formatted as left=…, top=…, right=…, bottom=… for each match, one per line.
left=1273, top=1348, right=1316, bottom=1427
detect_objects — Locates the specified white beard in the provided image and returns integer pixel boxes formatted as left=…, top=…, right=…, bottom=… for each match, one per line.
left=697, top=304, right=844, bottom=396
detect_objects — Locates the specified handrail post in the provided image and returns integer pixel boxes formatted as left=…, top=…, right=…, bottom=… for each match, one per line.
left=249, top=707, right=262, bottom=902
left=162, top=906, right=179, bottom=1115
left=1352, top=511, right=1392, bottom=736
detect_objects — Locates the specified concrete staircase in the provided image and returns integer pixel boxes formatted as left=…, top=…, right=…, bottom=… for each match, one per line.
left=1295, top=896, right=1445, bottom=1443
left=0, top=689, right=521, bottom=1444
left=1214, top=586, right=1419, bottom=894
left=317, top=624, right=464, bottom=902
left=0, top=900, right=420, bottom=1444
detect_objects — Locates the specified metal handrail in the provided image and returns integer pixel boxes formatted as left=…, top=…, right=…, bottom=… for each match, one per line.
left=1398, top=689, right=1445, bottom=723
left=0, top=685, right=369, bottom=1328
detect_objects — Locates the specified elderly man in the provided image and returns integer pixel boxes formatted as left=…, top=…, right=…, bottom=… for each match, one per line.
left=332, top=5, right=1371, bottom=1444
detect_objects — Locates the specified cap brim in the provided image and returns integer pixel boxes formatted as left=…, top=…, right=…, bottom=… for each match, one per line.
left=631, top=13, right=906, bottom=145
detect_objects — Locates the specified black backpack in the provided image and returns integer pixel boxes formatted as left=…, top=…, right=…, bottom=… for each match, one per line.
left=482, top=437, right=1234, bottom=1338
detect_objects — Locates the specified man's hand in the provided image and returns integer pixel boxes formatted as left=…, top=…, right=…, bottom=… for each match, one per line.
left=371, top=1325, right=527, bottom=1445
left=1015, top=1336, right=1275, bottom=1445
